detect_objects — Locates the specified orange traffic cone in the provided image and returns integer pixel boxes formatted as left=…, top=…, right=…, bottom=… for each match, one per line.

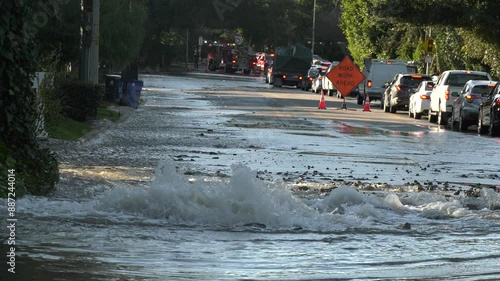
left=318, top=90, right=327, bottom=109
left=362, top=93, right=371, bottom=112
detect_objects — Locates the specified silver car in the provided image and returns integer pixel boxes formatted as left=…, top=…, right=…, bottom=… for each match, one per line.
left=450, top=80, right=497, bottom=131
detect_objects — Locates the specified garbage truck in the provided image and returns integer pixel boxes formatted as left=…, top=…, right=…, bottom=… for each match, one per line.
left=268, top=44, right=312, bottom=88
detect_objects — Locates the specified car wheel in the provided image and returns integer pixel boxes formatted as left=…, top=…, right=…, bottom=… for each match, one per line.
left=459, top=111, right=468, bottom=132
left=357, top=95, right=363, bottom=105
left=450, top=112, right=458, bottom=131
left=383, top=100, right=390, bottom=113
left=389, top=100, right=397, bottom=113
left=490, top=116, right=499, bottom=137
left=437, top=108, right=447, bottom=126
left=415, top=112, right=422, bottom=119
left=477, top=110, right=488, bottom=135
left=428, top=108, right=436, bottom=123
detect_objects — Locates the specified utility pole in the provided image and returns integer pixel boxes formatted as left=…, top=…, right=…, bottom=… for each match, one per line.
left=186, top=28, right=190, bottom=70
left=426, top=27, right=433, bottom=75
left=79, top=0, right=99, bottom=83
left=311, top=0, right=316, bottom=57
left=88, top=0, right=99, bottom=83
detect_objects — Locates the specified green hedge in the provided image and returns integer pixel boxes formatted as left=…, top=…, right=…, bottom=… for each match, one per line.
left=57, top=80, right=104, bottom=122
left=0, top=1, right=59, bottom=198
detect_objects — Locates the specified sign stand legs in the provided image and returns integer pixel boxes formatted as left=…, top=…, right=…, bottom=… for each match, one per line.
left=341, top=97, right=347, bottom=110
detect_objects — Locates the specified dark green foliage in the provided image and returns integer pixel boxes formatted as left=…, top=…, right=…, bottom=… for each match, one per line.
left=31, top=0, right=81, bottom=70
left=56, top=80, right=104, bottom=122
left=371, top=0, right=500, bottom=47
left=0, top=0, right=59, bottom=197
left=339, top=0, right=500, bottom=76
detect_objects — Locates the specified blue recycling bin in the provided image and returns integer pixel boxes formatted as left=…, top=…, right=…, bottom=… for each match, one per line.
left=133, top=79, right=143, bottom=100
left=125, top=80, right=143, bottom=109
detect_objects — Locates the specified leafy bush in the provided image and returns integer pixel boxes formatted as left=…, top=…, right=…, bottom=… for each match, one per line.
left=0, top=1, right=59, bottom=198
left=39, top=72, right=63, bottom=123
left=56, top=80, right=104, bottom=122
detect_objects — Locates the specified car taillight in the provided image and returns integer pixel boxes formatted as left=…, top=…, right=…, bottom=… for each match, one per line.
left=232, top=60, right=236, bottom=64
left=309, top=77, right=313, bottom=82
left=445, top=89, right=450, bottom=100
left=299, top=76, right=303, bottom=80
left=252, top=62, right=256, bottom=65
left=496, top=99, right=500, bottom=105
left=396, top=85, right=403, bottom=91
left=367, top=80, right=372, bottom=88
left=420, top=95, right=430, bottom=100
left=465, top=94, right=481, bottom=101
left=319, top=77, right=322, bottom=81
left=283, top=75, right=287, bottom=79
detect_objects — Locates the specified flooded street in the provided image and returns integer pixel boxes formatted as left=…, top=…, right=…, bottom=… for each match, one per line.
left=2, top=73, right=500, bottom=281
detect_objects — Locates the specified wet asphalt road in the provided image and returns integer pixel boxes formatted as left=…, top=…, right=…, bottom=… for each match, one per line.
left=4, top=71, right=500, bottom=281
left=44, top=72, right=500, bottom=193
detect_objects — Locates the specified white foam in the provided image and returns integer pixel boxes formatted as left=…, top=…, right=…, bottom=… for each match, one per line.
left=480, top=188, right=500, bottom=210
left=94, top=161, right=396, bottom=230
left=12, top=161, right=486, bottom=231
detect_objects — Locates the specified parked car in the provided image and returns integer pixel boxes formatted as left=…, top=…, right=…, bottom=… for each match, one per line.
left=358, top=59, right=417, bottom=105
left=409, top=80, right=434, bottom=119
left=478, top=82, right=500, bottom=136
left=382, top=74, right=432, bottom=113
left=450, top=80, right=497, bottom=132
left=336, top=86, right=359, bottom=99
left=311, top=75, right=323, bottom=93
left=429, top=70, right=492, bottom=125
left=321, top=61, right=340, bottom=96
left=301, top=66, right=321, bottom=91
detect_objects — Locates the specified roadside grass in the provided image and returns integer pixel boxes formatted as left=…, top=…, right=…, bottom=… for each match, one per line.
left=47, top=104, right=122, bottom=141
left=46, top=118, right=93, bottom=141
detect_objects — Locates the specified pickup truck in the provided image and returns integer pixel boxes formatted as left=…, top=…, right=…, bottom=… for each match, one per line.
left=428, top=70, right=492, bottom=125
left=269, top=44, right=312, bottom=88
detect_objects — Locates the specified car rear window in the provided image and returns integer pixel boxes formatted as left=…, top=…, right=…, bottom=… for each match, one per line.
left=446, top=74, right=490, bottom=87
left=309, top=69, right=319, bottom=76
left=424, top=82, right=434, bottom=90
left=471, top=84, right=495, bottom=95
left=400, top=76, right=431, bottom=87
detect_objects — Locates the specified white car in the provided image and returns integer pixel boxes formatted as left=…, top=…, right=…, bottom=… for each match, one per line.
left=311, top=75, right=323, bottom=93
left=321, top=61, right=340, bottom=96
left=409, top=81, right=434, bottom=119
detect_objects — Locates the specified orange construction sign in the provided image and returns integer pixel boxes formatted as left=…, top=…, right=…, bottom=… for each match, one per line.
left=326, top=56, right=365, bottom=97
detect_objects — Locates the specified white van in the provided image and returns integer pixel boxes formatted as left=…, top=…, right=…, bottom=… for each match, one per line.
left=358, top=59, right=417, bottom=105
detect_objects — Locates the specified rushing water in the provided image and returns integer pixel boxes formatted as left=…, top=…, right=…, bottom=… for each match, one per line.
left=2, top=74, right=500, bottom=281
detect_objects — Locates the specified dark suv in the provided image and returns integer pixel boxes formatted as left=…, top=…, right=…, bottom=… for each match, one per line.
left=478, top=82, right=500, bottom=136
left=383, top=74, right=432, bottom=113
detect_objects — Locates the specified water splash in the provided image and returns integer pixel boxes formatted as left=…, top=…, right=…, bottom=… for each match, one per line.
left=14, top=160, right=497, bottom=232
